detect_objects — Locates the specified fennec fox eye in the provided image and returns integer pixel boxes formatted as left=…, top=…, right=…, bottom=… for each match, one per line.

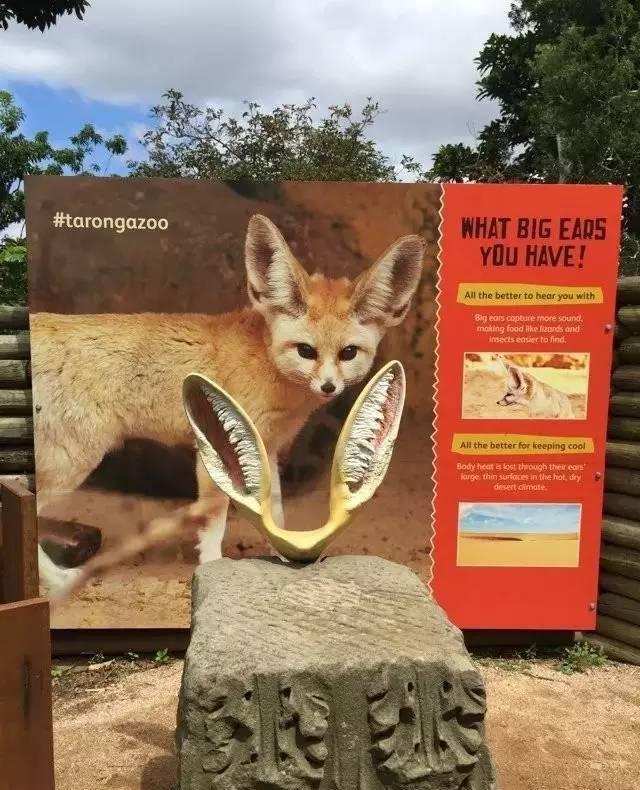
left=297, top=343, right=318, bottom=360
left=338, top=345, right=358, bottom=361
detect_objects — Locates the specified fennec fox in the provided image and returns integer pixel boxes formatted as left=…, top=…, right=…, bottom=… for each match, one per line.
left=496, top=356, right=574, bottom=419
left=34, top=214, right=424, bottom=594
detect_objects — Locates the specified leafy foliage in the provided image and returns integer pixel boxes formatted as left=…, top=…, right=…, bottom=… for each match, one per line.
left=0, top=90, right=127, bottom=304
left=0, top=0, right=90, bottom=31
left=129, top=90, right=422, bottom=183
left=0, top=238, right=28, bottom=306
left=1, top=90, right=127, bottom=232
left=559, top=641, right=608, bottom=674
left=429, top=1, right=640, bottom=273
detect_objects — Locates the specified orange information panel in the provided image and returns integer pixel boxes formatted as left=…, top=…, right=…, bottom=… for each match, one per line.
left=431, top=183, right=623, bottom=630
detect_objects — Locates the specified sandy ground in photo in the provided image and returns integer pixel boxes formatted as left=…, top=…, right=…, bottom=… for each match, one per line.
left=52, top=658, right=640, bottom=790
left=462, top=368, right=587, bottom=420
left=48, top=418, right=434, bottom=629
left=458, top=533, right=580, bottom=568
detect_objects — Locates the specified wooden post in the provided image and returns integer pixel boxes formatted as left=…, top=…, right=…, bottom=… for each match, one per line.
left=1, top=480, right=39, bottom=604
left=0, top=598, right=54, bottom=790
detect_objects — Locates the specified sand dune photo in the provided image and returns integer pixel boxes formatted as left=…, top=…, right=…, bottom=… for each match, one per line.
left=457, top=502, right=581, bottom=567
left=462, top=352, right=589, bottom=420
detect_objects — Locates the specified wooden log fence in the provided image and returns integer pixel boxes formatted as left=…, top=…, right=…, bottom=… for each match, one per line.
left=585, top=277, right=640, bottom=664
left=0, top=306, right=34, bottom=491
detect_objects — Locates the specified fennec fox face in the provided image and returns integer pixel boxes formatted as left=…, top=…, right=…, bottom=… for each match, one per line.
left=496, top=357, right=574, bottom=419
left=247, top=215, right=424, bottom=399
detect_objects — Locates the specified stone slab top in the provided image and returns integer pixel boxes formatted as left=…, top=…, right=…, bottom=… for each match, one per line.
left=188, top=555, right=472, bottom=680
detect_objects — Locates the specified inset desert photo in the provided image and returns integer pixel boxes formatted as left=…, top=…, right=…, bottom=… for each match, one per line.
left=457, top=502, right=581, bottom=568
left=462, top=352, right=589, bottom=420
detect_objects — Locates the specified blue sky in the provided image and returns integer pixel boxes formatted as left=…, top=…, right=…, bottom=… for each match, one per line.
left=1, top=0, right=512, bottom=186
left=459, top=503, right=582, bottom=535
left=7, top=83, right=148, bottom=175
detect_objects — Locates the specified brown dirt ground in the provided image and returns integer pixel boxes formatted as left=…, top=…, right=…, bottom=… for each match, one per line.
left=462, top=369, right=586, bottom=420
left=48, top=418, right=434, bottom=629
left=52, top=657, right=640, bottom=790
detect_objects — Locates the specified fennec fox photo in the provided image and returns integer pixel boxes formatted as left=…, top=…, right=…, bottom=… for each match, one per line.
left=461, top=352, right=589, bottom=421
left=26, top=177, right=440, bottom=628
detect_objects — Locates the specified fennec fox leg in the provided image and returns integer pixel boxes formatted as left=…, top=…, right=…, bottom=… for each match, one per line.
left=194, top=454, right=230, bottom=563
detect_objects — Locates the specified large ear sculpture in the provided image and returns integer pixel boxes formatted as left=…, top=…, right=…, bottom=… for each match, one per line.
left=182, top=360, right=406, bottom=562
left=328, top=360, right=406, bottom=521
left=183, top=373, right=272, bottom=527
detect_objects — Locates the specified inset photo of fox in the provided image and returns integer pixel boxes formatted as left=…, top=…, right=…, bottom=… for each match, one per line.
left=461, top=352, right=590, bottom=421
left=26, top=177, right=441, bottom=628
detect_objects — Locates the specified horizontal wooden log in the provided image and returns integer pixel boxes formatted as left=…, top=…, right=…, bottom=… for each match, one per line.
left=0, top=417, right=33, bottom=444
left=608, top=417, right=640, bottom=442
left=604, top=467, right=640, bottom=497
left=619, top=336, right=640, bottom=364
left=583, top=633, right=640, bottom=666
left=609, top=392, right=640, bottom=417
left=601, top=514, right=640, bottom=550
left=0, top=447, right=34, bottom=473
left=0, top=333, right=29, bottom=360
left=596, top=614, right=640, bottom=649
left=600, top=572, right=640, bottom=602
left=603, top=491, right=640, bottom=522
left=619, top=305, right=640, bottom=328
left=0, top=474, right=34, bottom=491
left=606, top=440, right=640, bottom=470
left=618, top=281, right=640, bottom=308
left=612, top=366, right=640, bottom=391
left=0, top=389, right=32, bottom=415
left=615, top=322, right=632, bottom=343
left=0, top=306, right=28, bottom=330
left=600, top=543, right=640, bottom=580
left=0, top=359, right=30, bottom=387
left=599, top=592, right=640, bottom=627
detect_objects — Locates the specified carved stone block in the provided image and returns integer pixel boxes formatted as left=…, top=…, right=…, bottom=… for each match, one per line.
left=176, top=556, right=496, bottom=790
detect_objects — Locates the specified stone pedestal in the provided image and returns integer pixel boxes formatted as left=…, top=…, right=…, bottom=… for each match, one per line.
left=176, top=556, right=496, bottom=790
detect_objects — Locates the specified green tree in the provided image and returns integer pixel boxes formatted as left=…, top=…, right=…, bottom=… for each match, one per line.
left=0, top=1, right=90, bottom=30
left=429, top=1, right=640, bottom=273
left=0, top=90, right=127, bottom=303
left=129, top=90, right=422, bottom=182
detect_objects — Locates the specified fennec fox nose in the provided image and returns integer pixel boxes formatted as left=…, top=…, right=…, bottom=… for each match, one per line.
left=321, top=380, right=336, bottom=394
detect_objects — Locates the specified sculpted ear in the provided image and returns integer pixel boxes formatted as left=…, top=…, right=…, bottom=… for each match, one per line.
left=352, top=235, right=424, bottom=327
left=245, top=214, right=309, bottom=316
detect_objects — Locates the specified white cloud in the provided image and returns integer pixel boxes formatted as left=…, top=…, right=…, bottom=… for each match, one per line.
left=0, top=0, right=513, bottom=164
left=0, top=221, right=24, bottom=240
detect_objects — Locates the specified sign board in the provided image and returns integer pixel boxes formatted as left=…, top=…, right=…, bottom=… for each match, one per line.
left=25, top=177, right=621, bottom=630
left=432, top=184, right=623, bottom=629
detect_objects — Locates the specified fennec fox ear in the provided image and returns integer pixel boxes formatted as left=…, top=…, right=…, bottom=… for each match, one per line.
left=245, top=214, right=309, bottom=317
left=329, top=360, right=406, bottom=516
left=183, top=373, right=271, bottom=522
left=507, top=364, right=526, bottom=390
left=495, top=354, right=509, bottom=374
left=352, top=235, right=424, bottom=327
